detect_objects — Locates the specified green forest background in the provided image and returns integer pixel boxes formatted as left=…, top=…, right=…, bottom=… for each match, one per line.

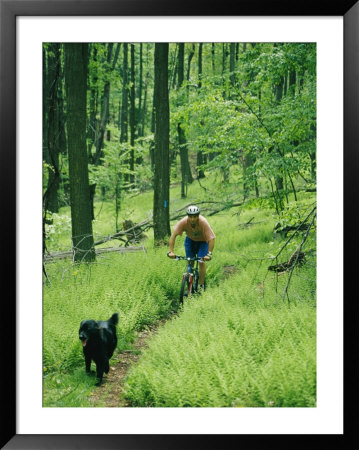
left=43, top=42, right=317, bottom=407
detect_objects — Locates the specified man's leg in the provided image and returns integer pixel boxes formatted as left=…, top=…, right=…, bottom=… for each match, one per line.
left=199, top=261, right=206, bottom=285
left=198, top=241, right=209, bottom=288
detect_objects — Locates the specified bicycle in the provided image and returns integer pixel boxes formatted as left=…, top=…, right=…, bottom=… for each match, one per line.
left=172, top=255, right=204, bottom=304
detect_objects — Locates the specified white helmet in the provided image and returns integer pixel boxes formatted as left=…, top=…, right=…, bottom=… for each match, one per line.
left=186, top=205, right=200, bottom=215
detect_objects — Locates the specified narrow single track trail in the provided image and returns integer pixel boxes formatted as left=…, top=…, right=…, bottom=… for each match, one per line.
left=89, top=266, right=238, bottom=407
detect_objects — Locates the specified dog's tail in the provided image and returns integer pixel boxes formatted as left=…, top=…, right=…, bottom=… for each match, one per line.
left=109, top=313, right=119, bottom=325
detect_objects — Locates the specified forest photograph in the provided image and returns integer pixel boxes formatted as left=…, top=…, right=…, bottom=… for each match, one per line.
left=42, top=41, right=317, bottom=408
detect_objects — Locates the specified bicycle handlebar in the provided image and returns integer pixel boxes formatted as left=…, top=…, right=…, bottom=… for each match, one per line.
left=171, top=255, right=204, bottom=262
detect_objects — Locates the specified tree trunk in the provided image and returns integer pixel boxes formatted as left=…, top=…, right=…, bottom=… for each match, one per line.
left=129, top=43, right=136, bottom=184
left=42, top=45, right=49, bottom=257
left=170, top=44, right=178, bottom=90
left=273, top=75, right=285, bottom=204
left=177, top=43, right=193, bottom=197
left=177, top=43, right=187, bottom=198
left=222, top=43, right=227, bottom=75
left=197, top=43, right=205, bottom=179
left=43, top=46, right=48, bottom=164
left=120, top=43, right=129, bottom=193
left=120, top=43, right=129, bottom=144
left=64, top=43, right=95, bottom=262
left=141, top=71, right=149, bottom=139
left=88, top=43, right=121, bottom=215
left=88, top=45, right=98, bottom=156
left=211, top=43, right=215, bottom=73
left=44, top=43, right=61, bottom=213
left=186, top=44, right=195, bottom=87
left=289, top=69, right=296, bottom=96
left=153, top=43, right=171, bottom=243
left=310, top=123, right=316, bottom=180
left=149, top=90, right=155, bottom=171
left=94, top=43, right=113, bottom=162
left=137, top=43, right=143, bottom=137
left=229, top=43, right=236, bottom=89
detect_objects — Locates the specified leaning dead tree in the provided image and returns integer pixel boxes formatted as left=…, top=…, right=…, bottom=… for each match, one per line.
left=266, top=206, right=317, bottom=302
left=268, top=250, right=307, bottom=273
left=268, top=206, right=317, bottom=272
left=61, top=193, right=300, bottom=253
left=282, top=208, right=317, bottom=302
left=93, top=218, right=153, bottom=246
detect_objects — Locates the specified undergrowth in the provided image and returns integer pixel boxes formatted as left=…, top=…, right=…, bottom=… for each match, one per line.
left=122, top=270, right=316, bottom=407
left=43, top=175, right=316, bottom=407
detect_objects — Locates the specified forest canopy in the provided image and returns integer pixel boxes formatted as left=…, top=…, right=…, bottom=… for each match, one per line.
left=43, top=42, right=316, bottom=258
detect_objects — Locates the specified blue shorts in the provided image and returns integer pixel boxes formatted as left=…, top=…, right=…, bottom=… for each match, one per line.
left=184, top=236, right=209, bottom=258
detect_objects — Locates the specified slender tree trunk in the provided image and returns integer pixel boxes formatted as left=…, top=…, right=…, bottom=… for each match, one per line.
left=149, top=92, right=155, bottom=171
left=88, top=45, right=98, bottom=156
left=129, top=43, right=136, bottom=184
left=197, top=43, right=205, bottom=179
left=141, top=72, right=149, bottom=139
left=153, top=43, right=171, bottom=243
left=222, top=43, right=227, bottom=75
left=239, top=43, right=259, bottom=198
left=177, top=43, right=193, bottom=197
left=289, top=69, right=296, bottom=96
left=170, top=44, right=178, bottom=90
left=120, top=43, right=129, bottom=144
left=236, top=43, right=240, bottom=61
left=229, top=43, right=236, bottom=90
left=94, top=43, right=113, bottom=160
left=89, top=43, right=121, bottom=214
left=64, top=43, right=95, bottom=262
left=186, top=44, right=195, bottom=87
left=120, top=43, right=129, bottom=194
left=211, top=43, right=216, bottom=73
left=137, top=43, right=143, bottom=136
left=310, top=123, right=316, bottom=180
left=273, top=75, right=285, bottom=203
left=222, top=42, right=230, bottom=97
left=43, top=46, right=49, bottom=163
left=198, top=43, right=203, bottom=89
left=45, top=43, right=62, bottom=213
left=178, top=43, right=187, bottom=198
left=42, top=46, right=50, bottom=257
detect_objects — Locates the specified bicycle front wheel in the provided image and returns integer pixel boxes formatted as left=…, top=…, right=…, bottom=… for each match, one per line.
left=179, top=273, right=192, bottom=304
left=193, top=270, right=199, bottom=293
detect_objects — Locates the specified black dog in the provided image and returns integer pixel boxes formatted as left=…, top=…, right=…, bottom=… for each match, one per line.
left=79, top=313, right=119, bottom=386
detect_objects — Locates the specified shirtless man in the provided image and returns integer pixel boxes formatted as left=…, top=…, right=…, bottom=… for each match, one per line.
left=167, top=205, right=215, bottom=291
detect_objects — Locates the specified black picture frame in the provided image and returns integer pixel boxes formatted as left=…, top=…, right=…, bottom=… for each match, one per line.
left=1, top=0, right=356, bottom=448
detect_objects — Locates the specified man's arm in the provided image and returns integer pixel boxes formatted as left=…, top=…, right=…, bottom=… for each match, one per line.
left=167, top=232, right=178, bottom=258
left=208, top=238, right=215, bottom=253
left=204, top=238, right=215, bottom=261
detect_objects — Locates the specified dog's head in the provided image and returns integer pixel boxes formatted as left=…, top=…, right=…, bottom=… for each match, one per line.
left=79, top=319, right=99, bottom=347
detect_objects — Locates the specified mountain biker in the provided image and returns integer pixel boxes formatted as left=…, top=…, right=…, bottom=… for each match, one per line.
left=167, top=205, right=215, bottom=291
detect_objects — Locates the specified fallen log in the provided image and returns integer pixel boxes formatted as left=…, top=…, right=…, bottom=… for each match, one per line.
left=43, top=245, right=146, bottom=262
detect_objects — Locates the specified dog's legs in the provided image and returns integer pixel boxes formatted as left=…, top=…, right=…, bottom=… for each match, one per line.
left=85, top=354, right=92, bottom=374
left=95, top=362, right=104, bottom=386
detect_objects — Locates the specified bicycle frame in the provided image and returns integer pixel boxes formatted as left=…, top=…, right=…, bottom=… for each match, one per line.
left=174, top=255, right=203, bottom=299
